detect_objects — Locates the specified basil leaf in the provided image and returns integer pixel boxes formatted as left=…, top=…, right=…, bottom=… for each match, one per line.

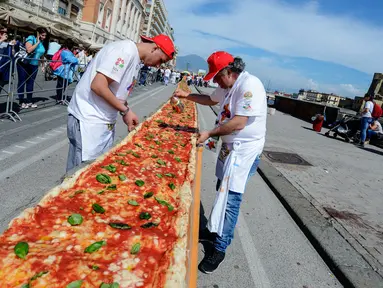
left=134, top=143, right=143, bottom=148
left=168, top=150, right=174, bottom=154
left=116, top=152, right=127, bottom=156
left=154, top=140, right=161, bottom=145
left=109, top=222, right=131, bottom=230
left=132, top=152, right=140, bottom=158
left=14, top=242, right=29, bottom=259
left=157, top=159, right=166, bottom=166
left=135, top=180, right=145, bottom=187
left=66, top=280, right=83, bottom=288
left=67, top=214, right=83, bottom=226
left=92, top=203, right=105, bottom=214
left=147, top=133, right=155, bottom=139
left=97, top=190, right=105, bottom=195
left=30, top=271, right=49, bottom=281
left=175, top=157, right=181, bottom=163
left=106, top=184, right=117, bottom=190
left=126, top=150, right=133, bottom=154
left=155, top=119, right=164, bottom=123
left=141, top=222, right=159, bottom=228
left=180, top=143, right=186, bottom=147
left=20, top=284, right=30, bottom=288
left=168, top=183, right=176, bottom=190
left=164, top=173, right=175, bottom=178
left=115, top=159, right=129, bottom=166
left=96, top=174, right=112, bottom=184
left=69, top=190, right=85, bottom=198
left=143, top=192, right=153, bottom=199
left=130, top=243, right=141, bottom=255
left=84, top=240, right=106, bottom=253
left=151, top=154, right=158, bottom=158
left=118, top=175, right=127, bottom=181
left=139, top=212, right=151, bottom=220
left=100, top=283, right=120, bottom=288
left=91, top=265, right=99, bottom=270
left=156, top=173, right=163, bottom=178
left=102, top=164, right=116, bottom=173
left=154, top=197, right=174, bottom=211
left=128, top=200, right=139, bottom=206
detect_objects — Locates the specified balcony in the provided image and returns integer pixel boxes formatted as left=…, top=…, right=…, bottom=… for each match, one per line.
left=53, top=13, right=74, bottom=27
left=72, top=0, right=84, bottom=6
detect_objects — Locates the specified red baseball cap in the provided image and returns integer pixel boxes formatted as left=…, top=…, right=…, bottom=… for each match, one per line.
left=140, top=34, right=175, bottom=60
left=204, top=51, right=234, bottom=81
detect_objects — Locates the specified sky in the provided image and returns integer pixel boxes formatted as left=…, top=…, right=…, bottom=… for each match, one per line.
left=165, top=0, right=383, bottom=97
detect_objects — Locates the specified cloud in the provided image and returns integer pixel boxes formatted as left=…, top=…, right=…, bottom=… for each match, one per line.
left=166, top=0, right=378, bottom=96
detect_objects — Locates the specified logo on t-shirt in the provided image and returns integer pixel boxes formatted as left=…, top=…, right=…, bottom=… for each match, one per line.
left=220, top=104, right=231, bottom=122
left=244, top=91, right=253, bottom=99
left=115, top=58, right=125, bottom=69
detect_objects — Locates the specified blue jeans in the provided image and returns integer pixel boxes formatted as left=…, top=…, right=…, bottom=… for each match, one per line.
left=214, top=155, right=261, bottom=252
left=360, top=117, right=373, bottom=143
left=367, top=130, right=379, bottom=140
left=17, top=63, right=38, bottom=104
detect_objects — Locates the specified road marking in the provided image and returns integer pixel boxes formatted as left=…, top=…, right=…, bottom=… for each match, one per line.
left=237, top=212, right=272, bottom=288
left=0, top=140, right=68, bottom=182
left=26, top=141, right=37, bottom=144
left=2, top=150, right=14, bottom=155
left=15, top=145, right=26, bottom=149
left=45, top=133, right=55, bottom=136
left=37, top=137, right=47, bottom=140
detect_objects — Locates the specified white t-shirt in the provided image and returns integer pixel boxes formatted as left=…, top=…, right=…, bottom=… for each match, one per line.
left=210, top=71, right=267, bottom=143
left=362, top=101, right=374, bottom=118
left=373, top=121, right=383, bottom=134
left=164, top=69, right=171, bottom=77
left=68, top=40, right=141, bottom=124
left=176, top=73, right=180, bottom=78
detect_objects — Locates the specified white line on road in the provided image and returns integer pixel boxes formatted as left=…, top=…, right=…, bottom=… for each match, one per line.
left=37, top=137, right=47, bottom=140
left=45, top=133, right=55, bottom=136
left=15, top=145, right=26, bottom=149
left=0, top=140, right=67, bottom=182
left=26, top=141, right=37, bottom=144
left=237, top=212, right=272, bottom=288
left=2, top=150, right=14, bottom=155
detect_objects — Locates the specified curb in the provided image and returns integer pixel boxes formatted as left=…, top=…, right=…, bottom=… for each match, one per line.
left=195, top=85, right=383, bottom=288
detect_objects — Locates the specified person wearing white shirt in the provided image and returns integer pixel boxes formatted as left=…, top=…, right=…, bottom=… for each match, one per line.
left=173, top=51, right=267, bottom=274
left=66, top=34, right=175, bottom=172
left=176, top=71, right=180, bottom=82
left=170, top=70, right=176, bottom=84
left=359, top=93, right=375, bottom=147
left=164, top=68, right=171, bottom=85
left=367, top=119, right=383, bottom=142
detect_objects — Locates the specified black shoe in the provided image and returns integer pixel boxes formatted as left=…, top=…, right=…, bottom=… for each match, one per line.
left=198, top=249, right=225, bottom=274
left=199, top=228, right=216, bottom=243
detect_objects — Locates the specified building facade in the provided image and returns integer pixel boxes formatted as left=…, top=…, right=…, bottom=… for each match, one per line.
left=0, top=0, right=83, bottom=38
left=305, top=90, right=323, bottom=102
left=80, top=0, right=145, bottom=46
left=322, top=93, right=341, bottom=106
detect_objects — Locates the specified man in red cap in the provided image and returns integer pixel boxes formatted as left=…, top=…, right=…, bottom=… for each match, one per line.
left=174, top=51, right=267, bottom=273
left=66, top=34, right=175, bottom=172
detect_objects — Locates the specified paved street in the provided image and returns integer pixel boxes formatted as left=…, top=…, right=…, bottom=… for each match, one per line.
left=0, top=84, right=341, bottom=287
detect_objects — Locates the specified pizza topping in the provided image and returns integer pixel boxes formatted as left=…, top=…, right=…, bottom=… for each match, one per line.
left=106, top=184, right=117, bottom=190
left=66, top=280, right=84, bottom=288
left=67, top=214, right=83, bottom=226
left=139, top=212, right=151, bottom=220
left=91, top=265, right=100, bottom=270
left=118, top=174, right=127, bottom=181
left=141, top=222, right=159, bottom=228
left=157, top=159, right=166, bottom=166
left=103, top=164, right=117, bottom=173
left=168, top=183, right=176, bottom=190
left=69, top=190, right=85, bottom=198
left=109, top=223, right=131, bottom=230
left=116, top=152, right=127, bottom=156
left=115, top=159, right=129, bottom=166
left=168, top=150, right=174, bottom=154
left=154, top=197, right=174, bottom=211
left=96, top=174, right=112, bottom=184
left=155, top=119, right=164, bottom=124
left=180, top=143, right=186, bottom=147
left=131, top=243, right=141, bottom=255
left=143, top=192, right=153, bottom=199
left=164, top=173, right=175, bottom=178
left=175, top=157, right=182, bottom=163
left=155, top=173, right=163, bottom=178
left=135, top=143, right=143, bottom=149
left=92, top=203, right=105, bottom=214
left=154, top=140, right=161, bottom=145
left=14, top=241, right=29, bottom=259
left=132, top=152, right=140, bottom=158
left=84, top=240, right=106, bottom=253
left=128, top=200, right=139, bottom=206
left=97, top=190, right=105, bottom=195
left=135, top=180, right=145, bottom=187
left=20, top=271, right=49, bottom=287
left=151, top=154, right=158, bottom=158
left=100, top=283, right=120, bottom=288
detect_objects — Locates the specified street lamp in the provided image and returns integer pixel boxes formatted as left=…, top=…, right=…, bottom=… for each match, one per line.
left=91, top=0, right=110, bottom=44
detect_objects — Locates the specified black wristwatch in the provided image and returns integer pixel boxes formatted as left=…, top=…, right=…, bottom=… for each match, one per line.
left=120, top=106, right=130, bottom=116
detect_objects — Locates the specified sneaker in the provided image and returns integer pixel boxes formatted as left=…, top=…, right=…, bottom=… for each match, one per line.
left=30, top=103, right=37, bottom=108
left=21, top=103, right=28, bottom=109
left=199, top=228, right=216, bottom=243
left=198, top=249, right=225, bottom=274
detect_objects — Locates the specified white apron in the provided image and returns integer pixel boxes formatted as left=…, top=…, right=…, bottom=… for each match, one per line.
left=80, top=121, right=116, bottom=161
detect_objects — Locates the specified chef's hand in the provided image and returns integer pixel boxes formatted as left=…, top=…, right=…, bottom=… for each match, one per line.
left=197, top=131, right=210, bottom=144
left=123, top=110, right=139, bottom=132
left=173, top=88, right=189, bottom=99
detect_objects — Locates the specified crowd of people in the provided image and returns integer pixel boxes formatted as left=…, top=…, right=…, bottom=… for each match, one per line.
left=0, top=23, right=97, bottom=108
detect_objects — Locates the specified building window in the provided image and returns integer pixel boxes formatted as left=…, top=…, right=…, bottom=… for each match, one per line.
left=58, top=0, right=68, bottom=15
left=97, top=2, right=104, bottom=25
left=106, top=8, right=112, bottom=30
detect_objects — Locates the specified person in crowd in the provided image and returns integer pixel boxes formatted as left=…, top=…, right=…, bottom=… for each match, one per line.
left=164, top=67, right=171, bottom=85
left=0, top=25, right=13, bottom=90
left=139, top=65, right=149, bottom=85
left=77, top=48, right=89, bottom=78
left=170, top=69, right=176, bottom=84
left=16, top=27, right=48, bottom=109
left=366, top=119, right=383, bottom=143
left=173, top=51, right=267, bottom=274
left=46, top=39, right=61, bottom=60
left=66, top=34, right=175, bottom=171
left=53, top=39, right=78, bottom=104
left=187, top=74, right=192, bottom=85
left=176, top=71, right=180, bottom=82
left=359, top=93, right=374, bottom=147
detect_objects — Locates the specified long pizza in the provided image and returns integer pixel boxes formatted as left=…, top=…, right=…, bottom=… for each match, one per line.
left=0, top=97, right=198, bottom=287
